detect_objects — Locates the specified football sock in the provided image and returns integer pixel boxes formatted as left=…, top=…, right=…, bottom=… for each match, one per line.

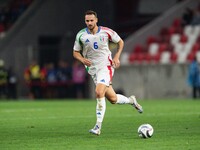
left=116, top=94, right=133, bottom=104
left=96, top=97, right=106, bottom=129
left=96, top=122, right=102, bottom=129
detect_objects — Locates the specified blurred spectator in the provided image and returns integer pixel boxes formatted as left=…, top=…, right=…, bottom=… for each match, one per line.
left=0, top=59, right=8, bottom=99
left=45, top=62, right=57, bottom=98
left=182, top=7, right=194, bottom=26
left=24, top=60, right=43, bottom=99
left=191, top=6, right=200, bottom=25
left=56, top=59, right=73, bottom=98
left=187, top=56, right=200, bottom=99
left=7, top=66, right=18, bottom=99
left=57, top=59, right=72, bottom=82
left=72, top=60, right=87, bottom=99
left=46, top=63, right=57, bottom=83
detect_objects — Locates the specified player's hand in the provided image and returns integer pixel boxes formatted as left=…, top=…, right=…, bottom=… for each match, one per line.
left=83, top=58, right=92, bottom=67
left=112, top=59, right=120, bottom=69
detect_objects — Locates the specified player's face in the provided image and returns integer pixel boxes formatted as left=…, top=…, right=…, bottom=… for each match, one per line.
left=85, top=14, right=98, bottom=30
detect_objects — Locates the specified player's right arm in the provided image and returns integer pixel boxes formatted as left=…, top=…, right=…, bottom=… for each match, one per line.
left=73, top=51, right=92, bottom=67
left=73, top=29, right=92, bottom=67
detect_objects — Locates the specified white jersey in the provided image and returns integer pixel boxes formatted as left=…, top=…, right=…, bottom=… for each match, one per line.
left=73, top=26, right=121, bottom=75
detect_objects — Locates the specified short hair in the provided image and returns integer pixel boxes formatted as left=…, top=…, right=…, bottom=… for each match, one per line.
left=85, top=10, right=97, bottom=18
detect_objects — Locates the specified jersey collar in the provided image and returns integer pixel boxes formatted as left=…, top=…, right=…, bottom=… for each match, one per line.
left=86, top=26, right=101, bottom=34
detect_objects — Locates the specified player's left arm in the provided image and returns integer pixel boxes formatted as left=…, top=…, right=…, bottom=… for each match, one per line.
left=73, top=50, right=92, bottom=67
left=112, top=39, right=124, bottom=69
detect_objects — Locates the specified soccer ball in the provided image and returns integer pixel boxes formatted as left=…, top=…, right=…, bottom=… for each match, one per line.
left=138, top=124, right=154, bottom=138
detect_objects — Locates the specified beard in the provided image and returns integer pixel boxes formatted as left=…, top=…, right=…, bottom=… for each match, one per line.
left=88, top=24, right=95, bottom=30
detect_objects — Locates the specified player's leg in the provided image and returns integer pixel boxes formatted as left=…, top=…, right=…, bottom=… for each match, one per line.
left=95, top=83, right=107, bottom=127
left=89, top=83, right=107, bottom=135
left=105, top=85, right=131, bottom=104
left=105, top=85, right=143, bottom=113
left=89, top=66, right=116, bottom=135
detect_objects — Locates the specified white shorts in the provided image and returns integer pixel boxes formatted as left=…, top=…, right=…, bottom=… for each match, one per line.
left=91, top=66, right=114, bottom=86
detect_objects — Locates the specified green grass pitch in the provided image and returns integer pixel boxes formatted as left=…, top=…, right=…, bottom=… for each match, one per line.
left=0, top=99, right=200, bottom=150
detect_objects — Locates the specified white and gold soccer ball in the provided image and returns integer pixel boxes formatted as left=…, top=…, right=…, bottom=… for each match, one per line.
left=138, top=124, right=154, bottom=138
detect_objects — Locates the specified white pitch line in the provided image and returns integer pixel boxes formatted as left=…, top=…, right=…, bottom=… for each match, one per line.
left=0, top=115, right=94, bottom=121
left=1, top=108, right=44, bottom=113
left=0, top=112, right=199, bottom=121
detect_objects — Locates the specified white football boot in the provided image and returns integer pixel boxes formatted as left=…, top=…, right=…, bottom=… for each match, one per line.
left=89, top=125, right=101, bottom=135
left=129, top=95, right=143, bottom=113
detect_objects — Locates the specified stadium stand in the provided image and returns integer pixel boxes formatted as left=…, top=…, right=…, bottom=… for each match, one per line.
left=0, top=0, right=33, bottom=37
left=129, top=15, right=200, bottom=64
left=123, top=0, right=200, bottom=65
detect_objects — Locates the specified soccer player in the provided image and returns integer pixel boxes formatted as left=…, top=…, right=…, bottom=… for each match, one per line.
left=73, top=10, right=143, bottom=135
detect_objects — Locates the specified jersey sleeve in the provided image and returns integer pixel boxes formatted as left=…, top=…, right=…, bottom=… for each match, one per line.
left=102, top=27, right=121, bottom=43
left=110, top=30, right=121, bottom=43
left=73, top=35, right=82, bottom=51
left=73, top=30, right=84, bottom=51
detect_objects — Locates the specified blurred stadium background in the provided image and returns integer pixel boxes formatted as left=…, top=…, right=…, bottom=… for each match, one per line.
left=0, top=0, right=199, bottom=100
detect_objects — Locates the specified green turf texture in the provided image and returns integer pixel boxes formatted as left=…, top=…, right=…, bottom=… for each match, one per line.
left=0, top=99, right=200, bottom=150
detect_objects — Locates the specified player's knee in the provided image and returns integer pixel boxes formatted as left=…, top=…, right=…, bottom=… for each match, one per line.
left=107, top=96, right=117, bottom=104
left=95, top=90, right=104, bottom=98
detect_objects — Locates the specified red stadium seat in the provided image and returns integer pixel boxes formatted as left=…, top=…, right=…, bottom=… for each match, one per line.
left=132, top=44, right=144, bottom=54
left=192, top=43, right=200, bottom=53
left=170, top=52, right=178, bottom=63
left=129, top=53, right=137, bottom=63
left=187, top=51, right=196, bottom=62
left=168, top=26, right=176, bottom=36
left=172, top=18, right=182, bottom=28
left=146, top=36, right=158, bottom=46
left=159, top=27, right=168, bottom=36
left=180, top=34, right=188, bottom=43
left=158, top=43, right=168, bottom=53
